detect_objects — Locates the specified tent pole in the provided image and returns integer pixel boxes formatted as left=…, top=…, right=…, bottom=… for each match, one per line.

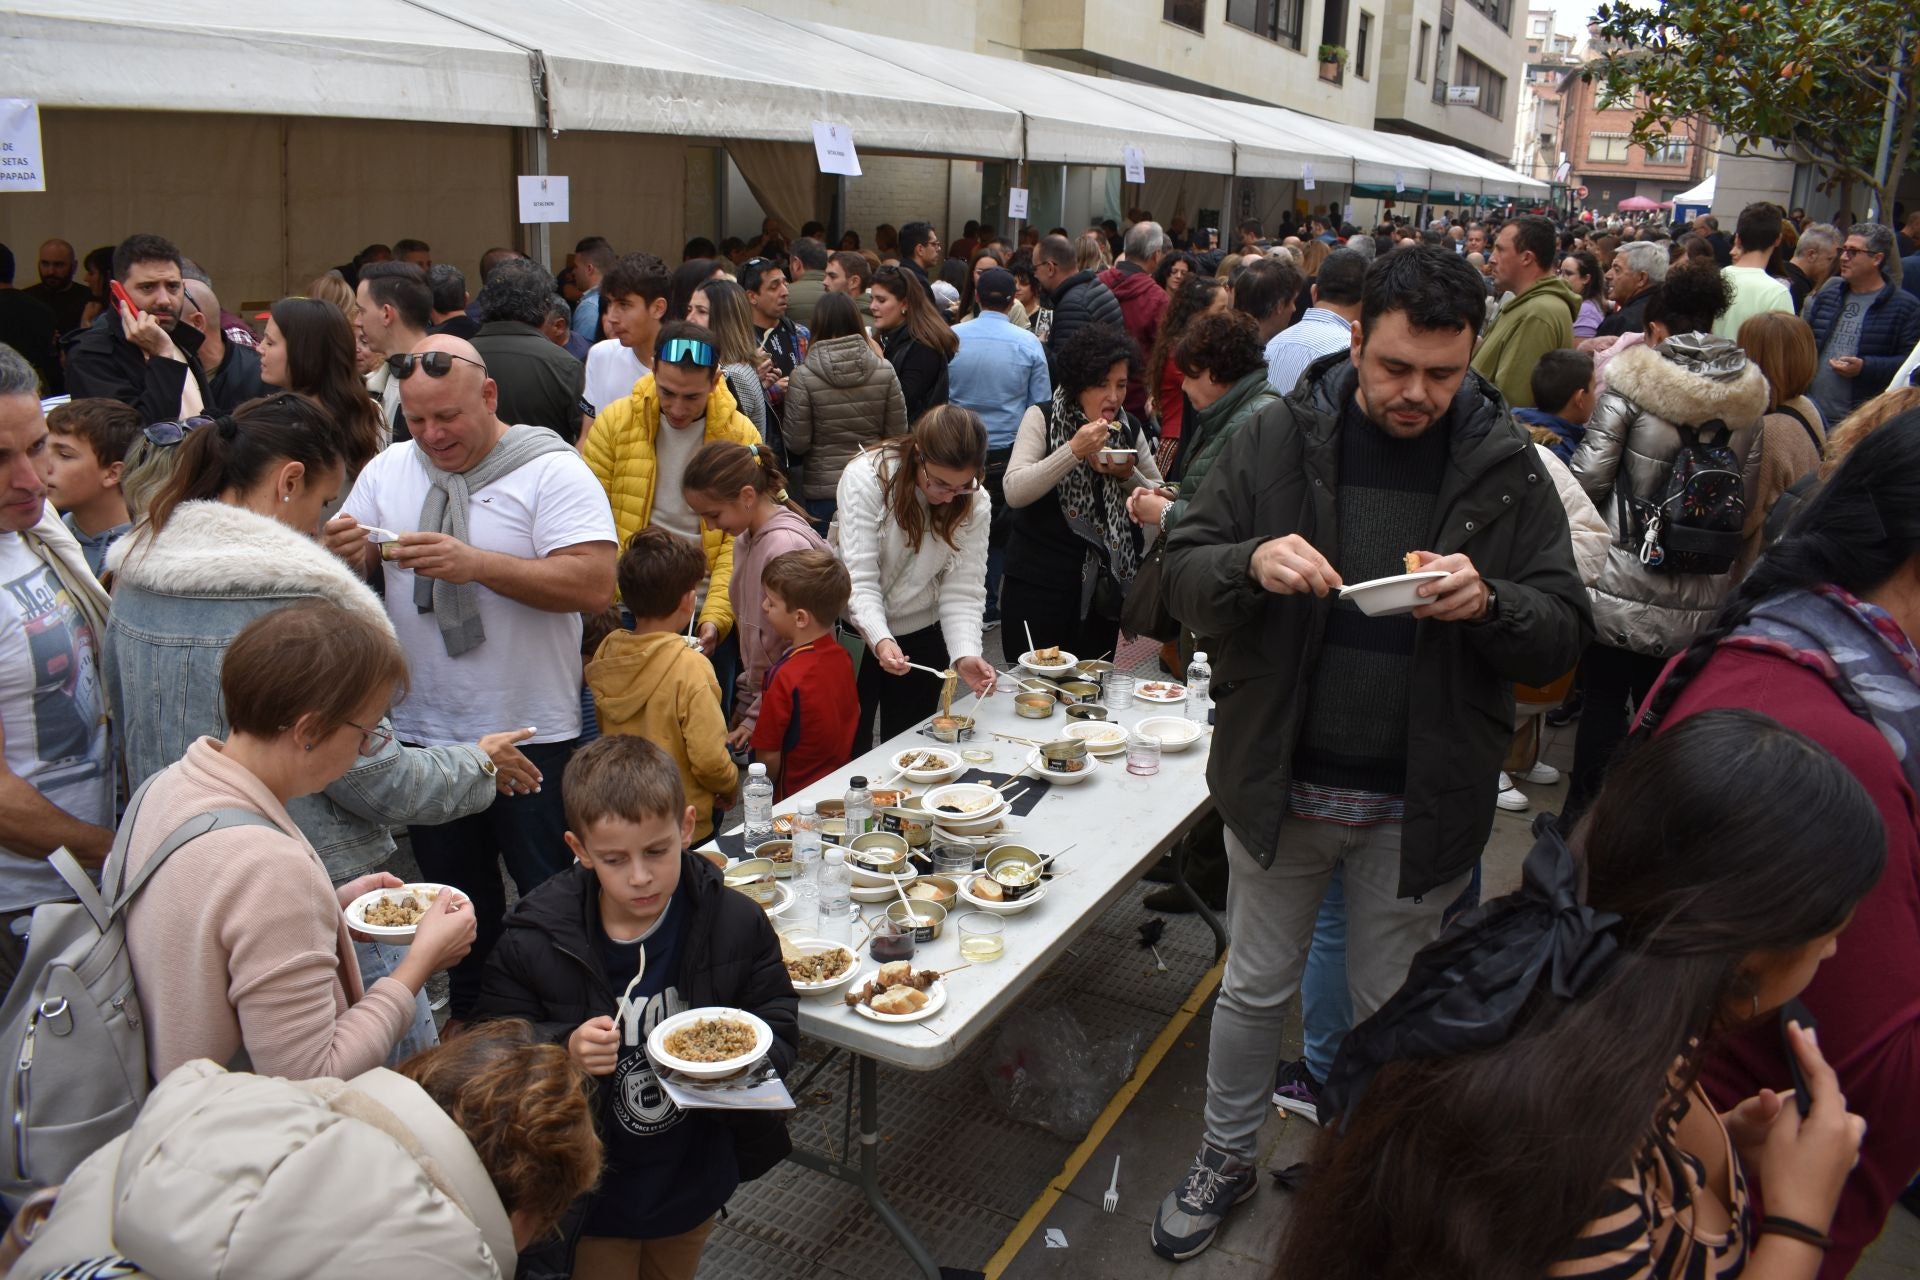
left=527, top=127, right=552, bottom=270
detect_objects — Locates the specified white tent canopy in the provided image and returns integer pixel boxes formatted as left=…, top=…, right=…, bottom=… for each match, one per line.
left=1673, top=173, right=1716, bottom=207
left=0, top=1, right=539, bottom=126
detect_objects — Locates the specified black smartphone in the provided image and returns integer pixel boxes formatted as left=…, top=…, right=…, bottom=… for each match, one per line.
left=1779, top=996, right=1819, bottom=1117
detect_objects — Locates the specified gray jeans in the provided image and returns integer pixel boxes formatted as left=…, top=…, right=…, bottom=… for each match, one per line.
left=1203, top=818, right=1468, bottom=1158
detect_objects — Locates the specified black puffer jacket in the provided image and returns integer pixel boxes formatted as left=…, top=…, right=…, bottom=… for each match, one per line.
left=1044, top=270, right=1124, bottom=364
left=63, top=308, right=211, bottom=425
left=476, top=854, right=799, bottom=1180
left=1162, top=354, right=1592, bottom=897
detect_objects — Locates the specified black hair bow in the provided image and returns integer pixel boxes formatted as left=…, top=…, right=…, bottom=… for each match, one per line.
left=1318, top=815, right=1621, bottom=1130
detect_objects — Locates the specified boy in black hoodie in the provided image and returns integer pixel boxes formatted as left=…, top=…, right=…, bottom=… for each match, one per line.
left=477, top=735, right=797, bottom=1279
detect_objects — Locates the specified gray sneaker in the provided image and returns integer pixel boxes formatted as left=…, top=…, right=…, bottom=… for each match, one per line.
left=1150, top=1142, right=1259, bottom=1261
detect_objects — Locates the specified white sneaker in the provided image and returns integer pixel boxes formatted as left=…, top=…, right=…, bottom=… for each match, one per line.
left=1520, top=762, right=1562, bottom=786
left=1496, top=773, right=1528, bottom=811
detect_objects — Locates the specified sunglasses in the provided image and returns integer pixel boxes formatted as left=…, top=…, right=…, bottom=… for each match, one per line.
left=142, top=416, right=215, bottom=446
left=658, top=337, right=717, bottom=368
left=387, top=351, right=488, bottom=379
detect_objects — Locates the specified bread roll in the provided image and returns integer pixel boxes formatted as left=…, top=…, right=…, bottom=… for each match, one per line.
left=972, top=876, right=1004, bottom=902
left=877, top=961, right=914, bottom=987
left=871, top=986, right=929, bottom=1015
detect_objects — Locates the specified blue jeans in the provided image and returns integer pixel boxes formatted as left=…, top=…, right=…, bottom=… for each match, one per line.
left=1300, top=867, right=1352, bottom=1084
left=407, top=737, right=578, bottom=1020
left=709, top=629, right=741, bottom=721
left=354, top=938, right=439, bottom=1064
left=803, top=495, right=837, bottom=537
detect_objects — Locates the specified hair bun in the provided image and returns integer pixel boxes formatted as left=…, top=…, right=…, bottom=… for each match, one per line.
left=214, top=414, right=239, bottom=439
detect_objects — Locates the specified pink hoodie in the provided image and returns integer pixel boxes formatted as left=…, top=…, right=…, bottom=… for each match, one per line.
left=730, top=507, right=829, bottom=732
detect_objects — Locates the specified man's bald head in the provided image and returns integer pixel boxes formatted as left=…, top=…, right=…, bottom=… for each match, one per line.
left=399, top=334, right=502, bottom=474
left=180, top=278, right=226, bottom=356
left=36, top=240, right=75, bottom=288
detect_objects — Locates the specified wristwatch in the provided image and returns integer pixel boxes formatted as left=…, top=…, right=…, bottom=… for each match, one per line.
left=1481, top=584, right=1500, bottom=622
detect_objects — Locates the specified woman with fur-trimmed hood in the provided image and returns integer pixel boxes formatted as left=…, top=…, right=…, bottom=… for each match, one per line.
left=1563, top=263, right=1768, bottom=822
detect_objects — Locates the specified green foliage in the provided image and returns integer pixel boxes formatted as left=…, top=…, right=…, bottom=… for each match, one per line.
left=1588, top=0, right=1917, bottom=199
left=1317, top=43, right=1350, bottom=65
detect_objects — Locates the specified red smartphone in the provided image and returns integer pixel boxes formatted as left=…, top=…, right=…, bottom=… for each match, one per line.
left=109, top=279, right=137, bottom=316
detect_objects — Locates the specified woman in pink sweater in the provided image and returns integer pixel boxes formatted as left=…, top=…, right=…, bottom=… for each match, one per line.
left=124, top=600, right=477, bottom=1081
left=683, top=440, right=828, bottom=743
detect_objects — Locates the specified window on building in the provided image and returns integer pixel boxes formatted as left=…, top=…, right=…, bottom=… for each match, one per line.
left=1164, top=0, right=1205, bottom=32
left=1416, top=22, right=1431, bottom=80
left=1453, top=50, right=1506, bottom=117
left=1355, top=12, right=1372, bottom=78
left=1227, top=0, right=1305, bottom=46
left=1531, top=16, right=1547, bottom=34
left=1587, top=133, right=1631, bottom=163
left=1644, top=137, right=1689, bottom=165
left=1432, top=22, right=1453, bottom=103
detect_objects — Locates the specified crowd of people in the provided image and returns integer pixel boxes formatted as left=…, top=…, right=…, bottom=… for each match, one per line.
left=0, top=192, right=1914, bottom=1280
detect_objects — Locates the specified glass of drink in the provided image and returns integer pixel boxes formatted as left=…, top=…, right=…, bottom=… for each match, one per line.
left=957, top=912, right=1005, bottom=962
left=1106, top=673, right=1137, bottom=709
left=1127, top=729, right=1162, bottom=776
left=868, top=914, right=917, bottom=963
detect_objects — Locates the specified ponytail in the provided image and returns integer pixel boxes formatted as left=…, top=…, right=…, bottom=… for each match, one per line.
left=682, top=439, right=807, bottom=519
left=144, top=392, right=347, bottom=535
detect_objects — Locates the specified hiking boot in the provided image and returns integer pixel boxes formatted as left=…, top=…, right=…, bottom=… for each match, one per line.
left=1271, top=1059, right=1324, bottom=1124
left=1150, top=1143, right=1259, bottom=1261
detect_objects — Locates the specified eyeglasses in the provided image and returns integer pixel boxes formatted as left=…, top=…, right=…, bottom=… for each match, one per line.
left=387, top=351, right=488, bottom=379
left=142, top=416, right=215, bottom=446
left=343, top=719, right=395, bottom=758
left=1838, top=245, right=1878, bottom=258
left=658, top=337, right=717, bottom=368
left=919, top=463, right=980, bottom=498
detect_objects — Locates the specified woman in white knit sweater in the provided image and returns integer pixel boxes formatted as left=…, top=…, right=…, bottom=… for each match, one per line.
left=835, top=406, right=996, bottom=742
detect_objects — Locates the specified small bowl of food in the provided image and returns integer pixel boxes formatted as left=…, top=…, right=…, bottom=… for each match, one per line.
left=1064, top=721, right=1129, bottom=755
left=771, top=812, right=797, bottom=837
left=923, top=782, right=1006, bottom=822
left=1064, top=702, right=1109, bottom=721
left=1014, top=692, right=1056, bottom=719
left=904, top=874, right=960, bottom=910
left=961, top=865, right=1047, bottom=914
left=1035, top=739, right=1093, bottom=781
left=885, top=898, right=948, bottom=943
left=849, top=831, right=910, bottom=877
left=983, top=845, right=1045, bottom=901
left=1018, top=647, right=1078, bottom=677
left=1056, top=680, right=1102, bottom=704
left=346, top=883, right=458, bottom=942
left=1136, top=716, right=1206, bottom=752
left=869, top=788, right=907, bottom=811
left=1075, top=659, right=1115, bottom=680
left=890, top=746, right=962, bottom=785
left=722, top=857, right=779, bottom=905
left=698, top=848, right=729, bottom=869
left=1095, top=446, right=1137, bottom=467
left=754, top=839, right=795, bottom=877
left=814, top=799, right=847, bottom=821
left=647, top=1007, right=773, bottom=1080
left=879, top=796, right=936, bottom=848
left=781, top=938, right=861, bottom=996
left=928, top=713, right=975, bottom=742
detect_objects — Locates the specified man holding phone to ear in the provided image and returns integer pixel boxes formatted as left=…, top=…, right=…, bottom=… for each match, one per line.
left=63, top=233, right=211, bottom=425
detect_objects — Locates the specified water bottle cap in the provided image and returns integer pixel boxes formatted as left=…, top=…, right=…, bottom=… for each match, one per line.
left=798, top=800, right=816, bottom=814
left=850, top=776, right=868, bottom=788
left=1192, top=651, right=1208, bottom=662
left=748, top=763, right=767, bottom=777
left=825, top=847, right=845, bottom=863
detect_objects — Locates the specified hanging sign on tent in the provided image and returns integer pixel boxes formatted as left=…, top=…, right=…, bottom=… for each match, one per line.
left=1123, top=145, right=1146, bottom=184
left=0, top=100, right=46, bottom=192
left=517, top=175, right=570, bottom=223
left=812, top=121, right=862, bottom=177
left=1008, top=187, right=1030, bottom=220
left=1394, top=169, right=1406, bottom=194
left=1301, top=162, right=1316, bottom=191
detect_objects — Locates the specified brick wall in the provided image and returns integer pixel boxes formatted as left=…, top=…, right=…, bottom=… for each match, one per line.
left=845, top=155, right=955, bottom=243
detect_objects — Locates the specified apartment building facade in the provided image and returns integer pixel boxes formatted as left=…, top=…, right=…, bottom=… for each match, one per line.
left=1558, top=68, right=1712, bottom=211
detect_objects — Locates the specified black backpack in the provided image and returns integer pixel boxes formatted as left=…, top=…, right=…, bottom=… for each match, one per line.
left=1618, top=418, right=1746, bottom=576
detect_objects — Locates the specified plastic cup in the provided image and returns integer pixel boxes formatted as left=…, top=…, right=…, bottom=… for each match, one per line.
left=957, top=912, right=1005, bottom=962
left=1106, top=673, right=1137, bottom=709
left=1126, top=730, right=1162, bottom=776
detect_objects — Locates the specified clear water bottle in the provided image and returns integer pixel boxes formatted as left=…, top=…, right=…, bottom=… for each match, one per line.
left=817, top=847, right=853, bottom=942
left=844, top=775, right=873, bottom=837
left=743, top=763, right=775, bottom=849
left=790, top=801, right=822, bottom=934
left=1185, top=650, right=1212, bottom=725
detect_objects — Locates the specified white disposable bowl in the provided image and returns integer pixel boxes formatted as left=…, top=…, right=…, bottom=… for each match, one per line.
left=1337, top=570, right=1449, bottom=618
left=889, top=746, right=963, bottom=784
left=1135, top=716, right=1204, bottom=752
left=1027, top=748, right=1097, bottom=785
left=344, top=883, right=459, bottom=942
left=1017, top=649, right=1078, bottom=676
left=783, top=939, right=862, bottom=996
left=1063, top=721, right=1129, bottom=755
left=647, top=1007, right=773, bottom=1080
left=923, top=782, right=1007, bottom=823
left=958, top=875, right=1047, bottom=915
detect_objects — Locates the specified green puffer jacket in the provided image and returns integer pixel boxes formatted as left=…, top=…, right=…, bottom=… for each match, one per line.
left=1163, top=368, right=1283, bottom=537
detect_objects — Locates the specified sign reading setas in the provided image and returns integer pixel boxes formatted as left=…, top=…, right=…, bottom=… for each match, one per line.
left=0, top=100, right=46, bottom=192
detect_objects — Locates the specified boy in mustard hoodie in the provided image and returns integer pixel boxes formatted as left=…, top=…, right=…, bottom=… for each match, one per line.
left=585, top=528, right=739, bottom=840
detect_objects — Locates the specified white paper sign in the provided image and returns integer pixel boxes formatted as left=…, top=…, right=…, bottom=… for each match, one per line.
left=1301, top=162, right=1316, bottom=192
left=1394, top=169, right=1407, bottom=194
left=1008, top=186, right=1030, bottom=220
left=1123, top=145, right=1146, bottom=184
left=517, top=175, right=570, bottom=223
left=0, top=100, right=46, bottom=192
left=812, top=121, right=862, bottom=176
left=1344, top=202, right=1356, bottom=222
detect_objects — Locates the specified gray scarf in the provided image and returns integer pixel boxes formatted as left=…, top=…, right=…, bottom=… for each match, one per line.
left=414, top=423, right=574, bottom=656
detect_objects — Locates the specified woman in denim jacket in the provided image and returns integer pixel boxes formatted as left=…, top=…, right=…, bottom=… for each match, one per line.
left=103, top=395, right=542, bottom=1059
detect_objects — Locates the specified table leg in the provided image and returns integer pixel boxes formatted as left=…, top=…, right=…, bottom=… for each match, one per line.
left=1172, top=828, right=1228, bottom=959
left=784, top=1055, right=943, bottom=1279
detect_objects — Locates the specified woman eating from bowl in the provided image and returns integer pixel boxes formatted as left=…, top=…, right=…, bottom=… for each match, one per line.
left=1001, top=323, right=1162, bottom=663
left=837, top=406, right=995, bottom=741
left=120, top=599, right=478, bottom=1081
left=1281, top=708, right=1877, bottom=1280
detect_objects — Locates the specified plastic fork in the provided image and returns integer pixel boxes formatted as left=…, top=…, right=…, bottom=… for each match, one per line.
left=1102, top=1156, right=1121, bottom=1212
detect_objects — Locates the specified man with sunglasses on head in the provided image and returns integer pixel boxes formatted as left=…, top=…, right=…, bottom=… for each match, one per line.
left=355, top=262, right=433, bottom=441
left=64, top=233, right=212, bottom=425
left=1805, top=222, right=1920, bottom=428
left=581, top=321, right=762, bottom=660
left=325, top=335, right=617, bottom=1023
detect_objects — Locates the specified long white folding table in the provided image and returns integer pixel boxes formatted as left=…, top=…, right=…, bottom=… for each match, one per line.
left=703, top=682, right=1218, bottom=1277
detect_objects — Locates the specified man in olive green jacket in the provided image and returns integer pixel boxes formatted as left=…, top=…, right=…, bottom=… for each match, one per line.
left=1471, top=215, right=1579, bottom=409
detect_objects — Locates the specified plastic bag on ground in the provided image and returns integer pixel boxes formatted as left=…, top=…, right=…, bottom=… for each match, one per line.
left=981, top=1005, right=1149, bottom=1140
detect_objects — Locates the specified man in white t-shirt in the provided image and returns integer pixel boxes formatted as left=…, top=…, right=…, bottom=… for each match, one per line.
left=326, top=334, right=617, bottom=1019
left=0, top=344, right=114, bottom=997
left=1712, top=202, right=1794, bottom=340
left=579, top=251, right=671, bottom=440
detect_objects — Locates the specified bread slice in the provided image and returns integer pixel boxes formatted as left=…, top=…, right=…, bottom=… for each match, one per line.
left=871, top=986, right=929, bottom=1015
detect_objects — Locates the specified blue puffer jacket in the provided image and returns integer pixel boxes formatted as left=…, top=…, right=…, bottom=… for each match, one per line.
left=1804, top=278, right=1920, bottom=413
left=104, top=500, right=497, bottom=884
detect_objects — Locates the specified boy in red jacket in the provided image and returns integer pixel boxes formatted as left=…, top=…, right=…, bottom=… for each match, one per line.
left=750, top=550, right=857, bottom=800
